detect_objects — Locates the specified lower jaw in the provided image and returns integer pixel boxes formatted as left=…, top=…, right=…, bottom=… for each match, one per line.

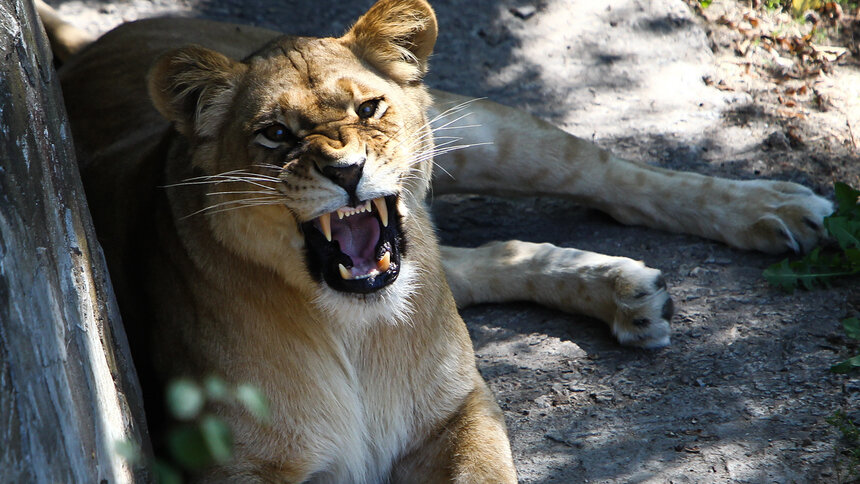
left=322, top=264, right=400, bottom=294
left=313, top=259, right=419, bottom=326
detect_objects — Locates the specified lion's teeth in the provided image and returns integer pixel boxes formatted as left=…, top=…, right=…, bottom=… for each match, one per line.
left=319, top=213, right=332, bottom=242
left=377, top=251, right=391, bottom=272
left=373, top=198, right=388, bottom=227
left=334, top=200, right=382, bottom=221
left=338, top=264, right=352, bottom=280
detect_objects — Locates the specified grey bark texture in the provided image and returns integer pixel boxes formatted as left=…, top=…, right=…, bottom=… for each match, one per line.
left=0, top=0, right=151, bottom=482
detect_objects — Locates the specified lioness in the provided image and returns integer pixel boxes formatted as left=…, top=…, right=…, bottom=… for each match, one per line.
left=39, top=0, right=832, bottom=481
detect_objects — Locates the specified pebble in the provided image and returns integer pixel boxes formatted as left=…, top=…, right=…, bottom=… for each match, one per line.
left=765, top=131, right=791, bottom=151
left=590, top=391, right=614, bottom=404
left=510, top=5, right=537, bottom=20
left=545, top=430, right=584, bottom=448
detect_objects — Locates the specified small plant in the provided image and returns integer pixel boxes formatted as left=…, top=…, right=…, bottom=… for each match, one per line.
left=160, top=377, right=270, bottom=482
left=116, top=376, right=270, bottom=484
left=826, top=410, right=860, bottom=478
left=766, top=0, right=786, bottom=10
left=764, top=182, right=860, bottom=291
left=831, top=317, right=860, bottom=373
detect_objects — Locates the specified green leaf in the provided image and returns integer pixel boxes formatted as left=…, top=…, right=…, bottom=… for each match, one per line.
left=699, top=0, right=713, bottom=7
left=236, top=384, right=270, bottom=422
left=834, top=182, right=860, bottom=218
left=831, top=354, right=860, bottom=373
left=763, top=258, right=799, bottom=291
left=766, top=0, right=785, bottom=10
left=166, top=379, right=205, bottom=421
left=825, top=216, right=860, bottom=250
left=199, top=415, right=233, bottom=463
left=842, top=317, right=860, bottom=340
left=204, top=376, right=229, bottom=401
left=167, top=425, right=212, bottom=471
left=114, top=439, right=141, bottom=465
left=845, top=248, right=860, bottom=266
left=154, top=460, right=184, bottom=484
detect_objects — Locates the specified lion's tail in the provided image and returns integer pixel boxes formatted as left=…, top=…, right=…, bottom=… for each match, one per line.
left=36, top=0, right=94, bottom=63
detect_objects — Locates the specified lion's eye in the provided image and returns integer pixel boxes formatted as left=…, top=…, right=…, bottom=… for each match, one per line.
left=357, top=99, right=380, bottom=119
left=262, top=124, right=291, bottom=142
left=255, top=123, right=295, bottom=149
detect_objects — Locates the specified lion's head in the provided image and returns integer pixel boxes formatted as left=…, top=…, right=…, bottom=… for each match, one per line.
left=146, top=0, right=440, bottom=323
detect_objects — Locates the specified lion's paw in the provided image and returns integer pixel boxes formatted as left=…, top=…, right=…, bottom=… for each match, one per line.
left=609, top=262, right=673, bottom=349
left=726, top=180, right=832, bottom=254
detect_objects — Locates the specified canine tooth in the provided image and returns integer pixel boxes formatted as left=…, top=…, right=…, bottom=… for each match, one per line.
left=338, top=264, right=352, bottom=280
left=319, top=213, right=332, bottom=241
left=373, top=198, right=388, bottom=227
left=377, top=251, right=391, bottom=272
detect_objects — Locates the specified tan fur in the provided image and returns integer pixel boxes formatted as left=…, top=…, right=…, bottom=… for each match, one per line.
left=43, top=0, right=833, bottom=481
left=35, top=0, right=94, bottom=62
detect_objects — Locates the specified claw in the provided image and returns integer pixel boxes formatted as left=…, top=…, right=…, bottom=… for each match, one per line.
left=661, top=298, right=674, bottom=321
left=803, top=216, right=822, bottom=232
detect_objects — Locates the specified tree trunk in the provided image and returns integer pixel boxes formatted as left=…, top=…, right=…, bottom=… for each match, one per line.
left=0, top=0, right=151, bottom=482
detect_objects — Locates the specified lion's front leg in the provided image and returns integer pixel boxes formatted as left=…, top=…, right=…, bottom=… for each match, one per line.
left=441, top=241, right=672, bottom=348
left=391, top=383, right=517, bottom=484
left=429, top=90, right=833, bottom=253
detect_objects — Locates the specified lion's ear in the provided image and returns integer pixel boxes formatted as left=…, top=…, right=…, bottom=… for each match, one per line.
left=341, top=0, right=438, bottom=84
left=147, top=46, right=246, bottom=137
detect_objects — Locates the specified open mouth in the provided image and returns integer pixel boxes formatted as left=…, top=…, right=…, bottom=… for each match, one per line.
left=301, top=195, right=403, bottom=294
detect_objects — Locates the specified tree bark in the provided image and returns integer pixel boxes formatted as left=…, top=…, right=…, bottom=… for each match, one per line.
left=0, top=0, right=151, bottom=482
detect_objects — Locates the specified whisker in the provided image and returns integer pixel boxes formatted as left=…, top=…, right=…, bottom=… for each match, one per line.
left=252, top=163, right=284, bottom=172
left=432, top=123, right=481, bottom=131
left=426, top=98, right=483, bottom=125
left=388, top=101, right=483, bottom=153
left=428, top=137, right=464, bottom=150
left=429, top=112, right=475, bottom=131
left=409, top=141, right=493, bottom=165
left=395, top=112, right=476, bottom=152
left=205, top=190, right=279, bottom=197
left=180, top=197, right=283, bottom=220
left=164, top=177, right=278, bottom=191
left=181, top=168, right=281, bottom=181
left=183, top=200, right=285, bottom=219
left=406, top=140, right=494, bottom=181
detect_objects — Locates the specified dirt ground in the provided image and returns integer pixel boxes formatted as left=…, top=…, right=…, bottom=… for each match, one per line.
left=45, top=0, right=860, bottom=482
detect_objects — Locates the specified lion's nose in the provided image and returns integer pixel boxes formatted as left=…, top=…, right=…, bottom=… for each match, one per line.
left=321, top=157, right=365, bottom=205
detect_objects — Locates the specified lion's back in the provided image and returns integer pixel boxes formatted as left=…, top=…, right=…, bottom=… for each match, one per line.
left=59, top=18, right=279, bottom=167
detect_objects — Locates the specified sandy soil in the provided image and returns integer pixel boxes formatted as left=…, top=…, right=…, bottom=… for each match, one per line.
left=45, top=0, right=860, bottom=481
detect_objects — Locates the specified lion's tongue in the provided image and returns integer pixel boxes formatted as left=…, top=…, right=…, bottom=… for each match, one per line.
left=331, top=212, right=380, bottom=275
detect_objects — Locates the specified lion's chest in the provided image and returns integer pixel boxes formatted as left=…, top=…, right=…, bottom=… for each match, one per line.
left=263, top=321, right=471, bottom=484
left=301, top=369, right=415, bottom=484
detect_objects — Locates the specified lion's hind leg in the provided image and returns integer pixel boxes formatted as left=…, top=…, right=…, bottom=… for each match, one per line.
left=428, top=90, right=832, bottom=254
left=36, top=0, right=94, bottom=62
left=441, top=241, right=673, bottom=348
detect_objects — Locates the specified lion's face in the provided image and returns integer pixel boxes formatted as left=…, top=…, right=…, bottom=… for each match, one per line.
left=148, top=0, right=439, bottom=319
